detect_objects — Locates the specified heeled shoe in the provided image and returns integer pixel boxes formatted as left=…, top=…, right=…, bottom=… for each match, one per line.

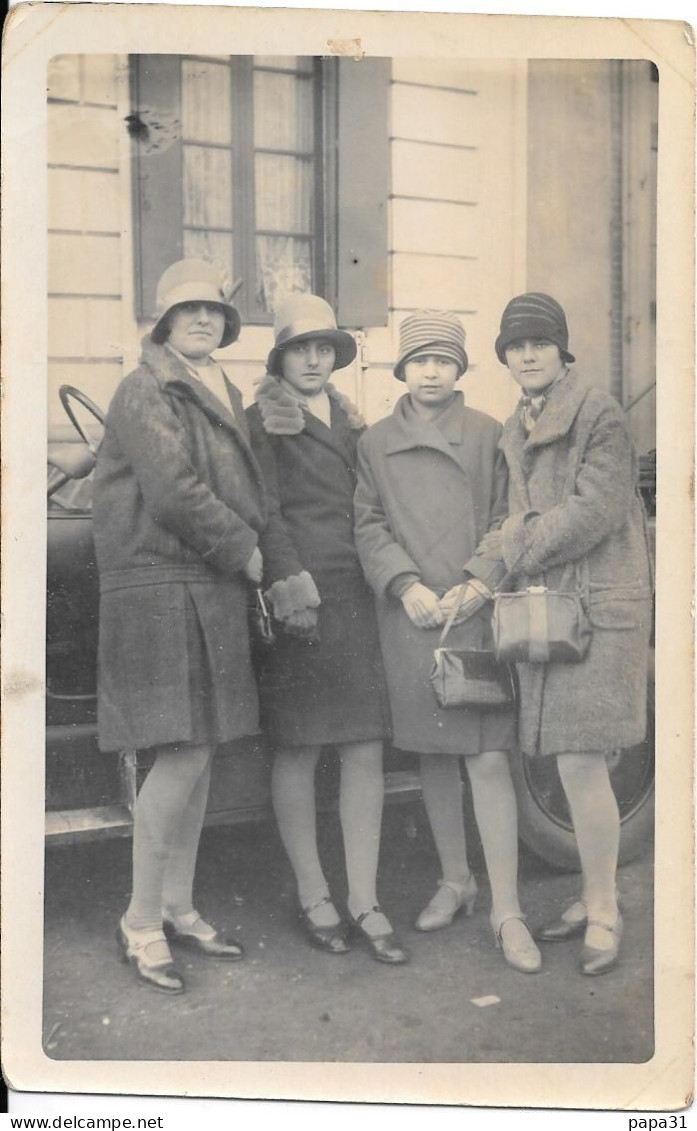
left=347, top=906, right=409, bottom=965
left=580, top=914, right=623, bottom=976
left=492, top=914, right=542, bottom=974
left=116, top=916, right=185, bottom=995
left=415, top=874, right=478, bottom=932
left=162, top=909, right=245, bottom=961
left=536, top=899, right=588, bottom=942
left=298, top=895, right=351, bottom=954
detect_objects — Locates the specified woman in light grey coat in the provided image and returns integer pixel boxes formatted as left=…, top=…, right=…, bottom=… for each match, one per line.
left=487, top=293, right=652, bottom=975
left=356, top=311, right=541, bottom=975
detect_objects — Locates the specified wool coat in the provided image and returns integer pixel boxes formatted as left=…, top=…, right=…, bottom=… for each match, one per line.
left=498, top=368, right=653, bottom=757
left=93, top=337, right=267, bottom=751
left=354, top=392, right=516, bottom=756
left=246, top=377, right=387, bottom=746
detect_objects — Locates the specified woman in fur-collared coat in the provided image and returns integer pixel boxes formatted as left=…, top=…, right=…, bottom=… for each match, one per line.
left=94, top=259, right=266, bottom=995
left=488, top=293, right=653, bottom=976
left=245, top=294, right=405, bottom=965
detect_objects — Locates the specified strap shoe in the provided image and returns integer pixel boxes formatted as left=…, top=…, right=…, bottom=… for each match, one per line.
left=298, top=895, right=351, bottom=954
left=415, top=874, right=478, bottom=932
left=536, top=899, right=587, bottom=942
left=347, top=906, right=408, bottom=965
left=163, top=908, right=245, bottom=961
left=492, top=914, right=542, bottom=974
left=116, top=916, right=185, bottom=995
left=580, top=914, right=623, bottom=976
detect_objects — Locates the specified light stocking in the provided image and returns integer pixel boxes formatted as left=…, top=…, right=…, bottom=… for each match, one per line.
left=126, top=744, right=212, bottom=933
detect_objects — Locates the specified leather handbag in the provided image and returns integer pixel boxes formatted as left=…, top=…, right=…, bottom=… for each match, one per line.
left=430, top=585, right=516, bottom=710
left=492, top=579, right=591, bottom=664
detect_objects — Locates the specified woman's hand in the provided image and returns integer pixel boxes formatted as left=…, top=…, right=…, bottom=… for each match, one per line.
left=244, top=546, right=264, bottom=584
left=401, top=583, right=445, bottom=628
left=439, top=580, right=492, bottom=625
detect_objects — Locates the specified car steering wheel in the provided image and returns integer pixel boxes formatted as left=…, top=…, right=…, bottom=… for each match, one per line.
left=59, top=385, right=105, bottom=453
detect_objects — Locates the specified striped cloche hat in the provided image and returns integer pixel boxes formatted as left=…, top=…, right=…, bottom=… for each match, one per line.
left=394, top=310, right=468, bottom=381
left=494, top=293, right=575, bottom=364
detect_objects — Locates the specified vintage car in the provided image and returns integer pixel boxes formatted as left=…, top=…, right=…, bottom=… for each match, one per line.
left=46, top=386, right=655, bottom=870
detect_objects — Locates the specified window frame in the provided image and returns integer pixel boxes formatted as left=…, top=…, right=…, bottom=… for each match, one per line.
left=131, top=54, right=329, bottom=326
left=130, top=53, right=389, bottom=330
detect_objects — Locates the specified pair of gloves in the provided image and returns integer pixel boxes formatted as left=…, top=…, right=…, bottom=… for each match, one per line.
left=400, top=529, right=501, bottom=630
left=401, top=579, right=492, bottom=629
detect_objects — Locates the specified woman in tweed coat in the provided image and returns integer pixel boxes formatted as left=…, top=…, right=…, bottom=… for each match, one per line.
left=94, top=259, right=267, bottom=994
left=487, top=293, right=653, bottom=975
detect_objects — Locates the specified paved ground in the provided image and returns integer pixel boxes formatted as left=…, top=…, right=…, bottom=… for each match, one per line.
left=43, top=800, right=653, bottom=1064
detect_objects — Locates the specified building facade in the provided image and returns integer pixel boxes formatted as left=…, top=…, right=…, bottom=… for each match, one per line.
left=47, top=54, right=656, bottom=451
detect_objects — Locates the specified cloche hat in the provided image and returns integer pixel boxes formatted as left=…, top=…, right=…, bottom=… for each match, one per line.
left=266, top=293, right=357, bottom=376
left=394, top=310, right=468, bottom=381
left=494, top=292, right=575, bottom=364
left=151, top=258, right=241, bottom=348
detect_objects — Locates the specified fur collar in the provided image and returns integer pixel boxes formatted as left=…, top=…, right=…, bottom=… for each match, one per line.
left=254, top=372, right=365, bottom=435
left=140, top=335, right=190, bottom=384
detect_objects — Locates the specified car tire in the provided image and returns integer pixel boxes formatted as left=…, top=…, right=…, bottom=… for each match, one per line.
left=510, top=654, right=655, bottom=872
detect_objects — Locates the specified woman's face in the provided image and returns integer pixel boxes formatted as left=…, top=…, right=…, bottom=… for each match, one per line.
left=504, top=339, right=565, bottom=394
left=280, top=337, right=336, bottom=396
left=403, top=353, right=460, bottom=408
left=166, top=302, right=226, bottom=361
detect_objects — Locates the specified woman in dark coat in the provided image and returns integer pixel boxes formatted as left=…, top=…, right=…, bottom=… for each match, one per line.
left=246, top=294, right=405, bottom=965
left=486, top=293, right=653, bottom=975
left=355, top=311, right=541, bottom=975
left=94, top=258, right=267, bottom=994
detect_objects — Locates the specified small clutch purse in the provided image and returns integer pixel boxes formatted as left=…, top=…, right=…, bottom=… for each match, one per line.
left=429, top=584, right=516, bottom=710
left=492, top=585, right=591, bottom=664
left=249, top=587, right=276, bottom=648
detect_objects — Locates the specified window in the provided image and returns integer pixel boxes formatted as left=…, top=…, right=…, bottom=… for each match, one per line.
left=181, top=56, right=321, bottom=318
left=130, top=54, right=390, bottom=329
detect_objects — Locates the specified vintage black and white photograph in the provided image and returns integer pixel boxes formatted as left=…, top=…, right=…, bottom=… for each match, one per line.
left=2, top=3, right=693, bottom=1111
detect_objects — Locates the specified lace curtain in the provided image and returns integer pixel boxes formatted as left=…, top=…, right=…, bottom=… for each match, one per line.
left=180, top=57, right=316, bottom=316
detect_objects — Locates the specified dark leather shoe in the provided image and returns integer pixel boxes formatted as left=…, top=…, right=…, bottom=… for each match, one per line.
left=348, top=906, right=408, bottom=965
left=298, top=896, right=351, bottom=954
left=116, top=917, right=185, bottom=995
left=580, top=914, right=623, bottom=976
left=163, top=914, right=245, bottom=961
left=536, top=900, right=588, bottom=942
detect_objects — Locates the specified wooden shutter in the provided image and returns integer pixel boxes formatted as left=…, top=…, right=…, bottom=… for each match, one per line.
left=335, top=58, right=390, bottom=328
left=130, top=56, right=183, bottom=319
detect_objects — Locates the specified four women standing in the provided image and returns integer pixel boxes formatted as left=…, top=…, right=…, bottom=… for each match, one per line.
left=94, top=263, right=651, bottom=992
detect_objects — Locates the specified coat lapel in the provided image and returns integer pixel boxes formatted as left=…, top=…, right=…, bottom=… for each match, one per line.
left=141, top=338, right=245, bottom=438
left=519, top=369, right=590, bottom=451
left=384, top=393, right=469, bottom=475
left=499, top=369, right=592, bottom=509
left=301, top=398, right=357, bottom=469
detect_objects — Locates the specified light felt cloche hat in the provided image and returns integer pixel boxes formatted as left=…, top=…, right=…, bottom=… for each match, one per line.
left=266, top=293, right=357, bottom=376
left=151, top=258, right=241, bottom=348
